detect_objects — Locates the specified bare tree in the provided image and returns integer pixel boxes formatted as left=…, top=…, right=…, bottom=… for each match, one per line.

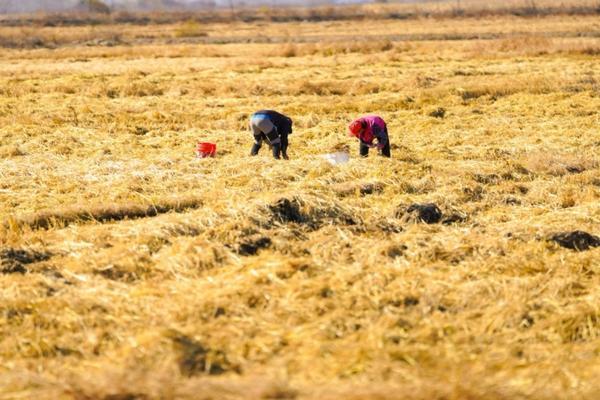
left=229, top=0, right=235, bottom=18
left=453, top=0, right=463, bottom=16
left=524, top=0, right=538, bottom=15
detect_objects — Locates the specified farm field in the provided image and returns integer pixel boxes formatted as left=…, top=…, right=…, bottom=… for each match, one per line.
left=1, top=7, right=600, bottom=400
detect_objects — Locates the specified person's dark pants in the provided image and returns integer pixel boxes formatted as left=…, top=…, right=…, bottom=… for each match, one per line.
left=359, top=126, right=390, bottom=158
left=360, top=141, right=391, bottom=158
left=250, top=113, right=290, bottom=160
left=250, top=114, right=282, bottom=159
left=280, top=132, right=289, bottom=159
left=251, top=132, right=288, bottom=159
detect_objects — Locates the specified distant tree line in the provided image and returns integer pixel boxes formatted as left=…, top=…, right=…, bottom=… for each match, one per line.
left=0, top=0, right=219, bottom=14
left=1, top=0, right=598, bottom=23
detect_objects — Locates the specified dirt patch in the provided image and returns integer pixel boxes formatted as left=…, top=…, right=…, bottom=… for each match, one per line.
left=462, top=186, right=485, bottom=202
left=261, top=385, right=299, bottom=400
left=237, top=235, right=272, bottom=256
left=94, top=266, right=138, bottom=282
left=565, top=165, right=585, bottom=174
left=473, top=173, right=500, bottom=185
left=386, top=296, right=419, bottom=308
left=0, top=248, right=52, bottom=274
left=103, top=394, right=148, bottom=400
left=403, top=296, right=420, bottom=307
left=549, top=231, right=600, bottom=251
left=169, top=333, right=238, bottom=377
left=320, top=286, right=334, bottom=298
left=387, top=244, right=407, bottom=258
left=358, top=183, right=384, bottom=196
left=428, top=107, right=446, bottom=119
left=396, top=203, right=443, bottom=224
left=441, top=212, right=468, bottom=225
left=269, top=198, right=306, bottom=224
left=503, top=196, right=521, bottom=205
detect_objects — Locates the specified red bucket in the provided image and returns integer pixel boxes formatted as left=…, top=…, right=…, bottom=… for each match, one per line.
left=196, top=142, right=216, bottom=158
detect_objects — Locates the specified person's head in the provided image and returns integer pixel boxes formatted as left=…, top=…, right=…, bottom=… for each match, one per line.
left=348, top=120, right=365, bottom=138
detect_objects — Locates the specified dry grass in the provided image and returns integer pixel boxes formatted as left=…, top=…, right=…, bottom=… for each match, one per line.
left=1, top=8, right=600, bottom=400
left=174, top=20, right=208, bottom=38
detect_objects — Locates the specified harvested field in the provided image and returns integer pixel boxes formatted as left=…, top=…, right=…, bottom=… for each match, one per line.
left=0, top=4, right=599, bottom=400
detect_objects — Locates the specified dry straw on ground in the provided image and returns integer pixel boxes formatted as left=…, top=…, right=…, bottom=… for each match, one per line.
left=0, top=4, right=599, bottom=400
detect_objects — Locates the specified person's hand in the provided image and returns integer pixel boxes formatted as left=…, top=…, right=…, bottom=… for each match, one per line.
left=376, top=143, right=385, bottom=150
left=360, top=140, right=373, bottom=147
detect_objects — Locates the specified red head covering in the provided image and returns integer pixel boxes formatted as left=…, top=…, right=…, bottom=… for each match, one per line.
left=348, top=120, right=364, bottom=138
left=349, top=119, right=376, bottom=143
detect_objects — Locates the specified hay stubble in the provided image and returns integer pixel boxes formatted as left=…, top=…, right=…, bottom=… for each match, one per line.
left=0, top=10, right=599, bottom=400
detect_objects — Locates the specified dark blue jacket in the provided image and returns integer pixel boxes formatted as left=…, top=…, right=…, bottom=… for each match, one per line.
left=253, top=110, right=293, bottom=135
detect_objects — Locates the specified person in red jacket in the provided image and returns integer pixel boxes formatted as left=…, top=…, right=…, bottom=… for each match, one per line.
left=348, top=115, right=391, bottom=158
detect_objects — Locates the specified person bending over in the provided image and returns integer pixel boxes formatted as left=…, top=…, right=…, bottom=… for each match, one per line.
left=250, top=110, right=293, bottom=160
left=348, top=115, right=391, bottom=158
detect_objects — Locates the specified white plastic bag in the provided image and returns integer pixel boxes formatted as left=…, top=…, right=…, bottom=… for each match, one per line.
left=322, top=152, right=350, bottom=165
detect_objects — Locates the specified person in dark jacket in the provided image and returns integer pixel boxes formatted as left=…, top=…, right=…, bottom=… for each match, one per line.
left=250, top=110, right=293, bottom=160
left=348, top=115, right=391, bottom=158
